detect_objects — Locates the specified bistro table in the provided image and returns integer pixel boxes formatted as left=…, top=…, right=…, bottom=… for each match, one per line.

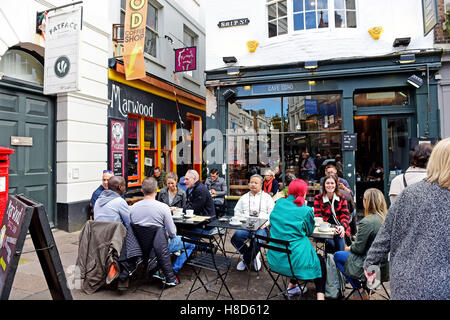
left=310, top=226, right=335, bottom=259
left=207, top=216, right=268, bottom=290
left=173, top=214, right=212, bottom=232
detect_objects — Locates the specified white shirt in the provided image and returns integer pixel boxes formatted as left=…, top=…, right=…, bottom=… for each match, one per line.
left=389, top=167, right=427, bottom=204
left=234, top=190, right=275, bottom=225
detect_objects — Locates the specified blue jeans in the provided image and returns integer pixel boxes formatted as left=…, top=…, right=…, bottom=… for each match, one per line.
left=168, top=236, right=195, bottom=274
left=231, top=228, right=268, bottom=265
left=325, top=234, right=345, bottom=253
left=334, top=251, right=362, bottom=289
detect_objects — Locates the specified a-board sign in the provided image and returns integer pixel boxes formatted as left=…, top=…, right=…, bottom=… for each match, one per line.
left=0, top=194, right=72, bottom=300
left=342, top=133, right=357, bottom=151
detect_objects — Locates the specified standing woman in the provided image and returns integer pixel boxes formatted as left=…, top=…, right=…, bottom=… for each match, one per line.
left=268, top=179, right=326, bottom=300
left=334, top=188, right=389, bottom=300
left=364, top=138, right=450, bottom=300
left=314, top=174, right=350, bottom=253
left=157, top=172, right=186, bottom=211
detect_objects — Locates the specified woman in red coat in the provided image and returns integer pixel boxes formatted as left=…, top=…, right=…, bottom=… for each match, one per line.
left=314, top=174, right=350, bottom=253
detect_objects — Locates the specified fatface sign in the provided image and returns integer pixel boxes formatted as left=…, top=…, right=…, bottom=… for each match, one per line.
left=43, top=7, right=82, bottom=95
left=175, top=46, right=197, bottom=73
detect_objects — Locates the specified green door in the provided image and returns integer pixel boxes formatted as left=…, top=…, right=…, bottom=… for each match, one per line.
left=0, top=86, right=55, bottom=226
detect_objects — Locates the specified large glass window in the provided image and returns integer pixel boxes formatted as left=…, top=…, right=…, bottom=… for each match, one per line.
left=334, top=0, right=356, bottom=28
left=0, top=49, right=44, bottom=85
left=183, top=25, right=198, bottom=78
left=268, top=0, right=288, bottom=38
left=293, top=0, right=329, bottom=30
left=227, top=93, right=343, bottom=195
left=354, top=90, right=410, bottom=107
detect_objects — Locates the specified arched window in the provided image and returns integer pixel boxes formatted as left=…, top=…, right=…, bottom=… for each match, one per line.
left=0, top=49, right=44, bottom=85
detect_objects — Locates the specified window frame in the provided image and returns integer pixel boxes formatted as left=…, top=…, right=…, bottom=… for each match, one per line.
left=267, top=0, right=288, bottom=38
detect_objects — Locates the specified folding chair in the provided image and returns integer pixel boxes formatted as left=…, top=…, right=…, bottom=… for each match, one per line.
left=344, top=280, right=390, bottom=300
left=255, top=234, right=308, bottom=300
left=181, top=230, right=234, bottom=300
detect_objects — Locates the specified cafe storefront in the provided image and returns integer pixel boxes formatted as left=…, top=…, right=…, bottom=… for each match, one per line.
left=108, top=60, right=206, bottom=194
left=205, top=50, right=442, bottom=211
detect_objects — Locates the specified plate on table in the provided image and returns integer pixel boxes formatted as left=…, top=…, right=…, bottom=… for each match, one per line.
left=318, top=227, right=334, bottom=233
left=229, top=220, right=242, bottom=226
left=218, top=218, right=229, bottom=222
left=239, top=217, right=248, bottom=222
left=172, top=215, right=184, bottom=220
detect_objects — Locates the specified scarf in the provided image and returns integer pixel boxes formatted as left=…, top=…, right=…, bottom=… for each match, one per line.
left=264, top=178, right=274, bottom=194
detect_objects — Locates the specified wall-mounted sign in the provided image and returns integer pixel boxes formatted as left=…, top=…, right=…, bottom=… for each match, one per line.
left=10, top=136, right=33, bottom=146
left=252, top=82, right=296, bottom=95
left=218, top=18, right=250, bottom=28
left=174, top=46, right=197, bottom=73
left=422, top=0, right=438, bottom=36
left=110, top=119, right=125, bottom=177
left=305, top=99, right=318, bottom=114
left=43, top=7, right=82, bottom=95
left=342, top=133, right=357, bottom=151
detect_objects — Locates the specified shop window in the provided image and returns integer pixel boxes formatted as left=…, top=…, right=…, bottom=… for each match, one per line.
left=126, top=117, right=174, bottom=187
left=183, top=26, right=198, bottom=78
left=353, top=90, right=410, bottom=107
left=227, top=93, right=343, bottom=196
left=293, top=0, right=329, bottom=30
left=267, top=0, right=288, bottom=37
left=120, top=0, right=159, bottom=58
left=334, top=0, right=356, bottom=28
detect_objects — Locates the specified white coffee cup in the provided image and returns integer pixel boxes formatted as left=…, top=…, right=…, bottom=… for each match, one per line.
left=185, top=209, right=194, bottom=217
left=319, top=222, right=331, bottom=231
left=230, top=216, right=240, bottom=223
left=314, top=217, right=323, bottom=225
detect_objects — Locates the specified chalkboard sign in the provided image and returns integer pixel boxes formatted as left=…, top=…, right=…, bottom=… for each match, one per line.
left=342, top=133, right=357, bottom=151
left=0, top=194, right=72, bottom=300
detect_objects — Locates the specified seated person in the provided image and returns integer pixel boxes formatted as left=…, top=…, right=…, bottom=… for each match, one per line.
left=130, top=177, right=195, bottom=285
left=231, top=174, right=275, bottom=271
left=334, top=188, right=389, bottom=300
left=157, top=172, right=186, bottom=211
left=268, top=179, right=327, bottom=300
left=367, top=162, right=384, bottom=181
left=89, top=170, right=114, bottom=219
left=94, top=176, right=130, bottom=228
left=262, top=169, right=279, bottom=196
left=204, top=168, right=227, bottom=205
left=320, top=164, right=353, bottom=197
left=152, top=166, right=167, bottom=189
left=313, top=174, right=351, bottom=253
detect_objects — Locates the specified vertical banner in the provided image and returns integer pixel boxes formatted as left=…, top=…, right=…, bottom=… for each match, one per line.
left=43, top=7, right=82, bottom=95
left=174, top=46, right=197, bottom=72
left=110, top=120, right=126, bottom=177
left=124, top=0, right=148, bottom=80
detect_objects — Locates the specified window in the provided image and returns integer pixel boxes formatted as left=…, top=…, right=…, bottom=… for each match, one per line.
left=183, top=26, right=198, bottom=78
left=293, top=0, right=329, bottom=31
left=126, top=116, right=175, bottom=187
left=268, top=0, right=288, bottom=38
left=334, top=0, right=356, bottom=28
left=0, top=49, right=43, bottom=85
left=120, top=0, right=159, bottom=58
left=353, top=90, right=410, bottom=107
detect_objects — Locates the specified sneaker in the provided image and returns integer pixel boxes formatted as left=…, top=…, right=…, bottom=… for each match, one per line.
left=152, top=270, right=164, bottom=280
left=237, top=260, right=247, bottom=271
left=287, top=285, right=301, bottom=296
left=253, top=253, right=262, bottom=271
left=163, top=276, right=179, bottom=287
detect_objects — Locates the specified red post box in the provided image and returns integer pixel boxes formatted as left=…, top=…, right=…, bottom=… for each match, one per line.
left=0, top=146, right=14, bottom=223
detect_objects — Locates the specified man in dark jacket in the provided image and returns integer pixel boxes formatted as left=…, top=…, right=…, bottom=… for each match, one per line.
left=184, top=170, right=216, bottom=218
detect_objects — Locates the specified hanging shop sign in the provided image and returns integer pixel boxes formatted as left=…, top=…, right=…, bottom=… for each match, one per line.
left=123, top=0, right=148, bottom=80
left=422, top=0, right=438, bottom=36
left=174, top=46, right=197, bottom=73
left=218, top=18, right=250, bottom=28
left=43, top=6, right=82, bottom=95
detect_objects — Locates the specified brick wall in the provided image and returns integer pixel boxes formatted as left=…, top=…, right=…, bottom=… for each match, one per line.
left=435, top=0, right=450, bottom=43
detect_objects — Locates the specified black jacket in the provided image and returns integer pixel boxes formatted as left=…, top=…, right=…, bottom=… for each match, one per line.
left=157, top=187, right=186, bottom=208
left=185, top=180, right=216, bottom=218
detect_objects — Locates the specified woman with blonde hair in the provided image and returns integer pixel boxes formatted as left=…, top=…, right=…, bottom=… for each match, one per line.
left=157, top=172, right=186, bottom=210
left=364, top=137, right=450, bottom=300
left=334, top=188, right=389, bottom=300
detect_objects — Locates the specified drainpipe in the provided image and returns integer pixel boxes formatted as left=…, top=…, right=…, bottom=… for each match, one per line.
left=426, top=64, right=430, bottom=137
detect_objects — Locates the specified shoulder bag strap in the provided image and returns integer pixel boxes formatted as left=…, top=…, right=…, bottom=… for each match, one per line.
left=402, top=173, right=407, bottom=188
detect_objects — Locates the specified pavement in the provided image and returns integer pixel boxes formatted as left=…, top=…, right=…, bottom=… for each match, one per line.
left=9, top=228, right=390, bottom=301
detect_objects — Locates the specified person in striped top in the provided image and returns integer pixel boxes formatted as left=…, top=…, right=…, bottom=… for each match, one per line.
left=313, top=174, right=350, bottom=253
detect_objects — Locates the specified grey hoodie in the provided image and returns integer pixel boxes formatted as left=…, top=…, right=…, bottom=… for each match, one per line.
left=93, top=189, right=130, bottom=228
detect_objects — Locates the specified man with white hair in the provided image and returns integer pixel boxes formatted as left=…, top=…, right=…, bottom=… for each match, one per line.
left=184, top=169, right=216, bottom=218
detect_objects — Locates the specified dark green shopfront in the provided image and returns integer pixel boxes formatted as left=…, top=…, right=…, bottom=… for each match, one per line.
left=205, top=50, right=442, bottom=212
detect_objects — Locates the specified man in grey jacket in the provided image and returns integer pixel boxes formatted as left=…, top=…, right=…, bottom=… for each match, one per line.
left=204, top=168, right=227, bottom=205
left=94, top=176, right=130, bottom=228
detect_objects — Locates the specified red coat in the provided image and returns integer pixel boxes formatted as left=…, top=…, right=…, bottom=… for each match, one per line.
left=313, top=193, right=351, bottom=237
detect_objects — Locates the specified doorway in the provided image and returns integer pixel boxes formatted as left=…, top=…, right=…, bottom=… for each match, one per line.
left=354, top=115, right=413, bottom=210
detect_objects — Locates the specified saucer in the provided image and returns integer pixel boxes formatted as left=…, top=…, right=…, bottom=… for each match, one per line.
left=172, top=215, right=183, bottom=220
left=184, top=214, right=194, bottom=218
left=318, top=227, right=332, bottom=232
left=229, top=221, right=242, bottom=225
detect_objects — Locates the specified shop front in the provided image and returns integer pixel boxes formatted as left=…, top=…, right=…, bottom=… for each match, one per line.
left=108, top=60, right=206, bottom=194
left=205, top=51, right=442, bottom=211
